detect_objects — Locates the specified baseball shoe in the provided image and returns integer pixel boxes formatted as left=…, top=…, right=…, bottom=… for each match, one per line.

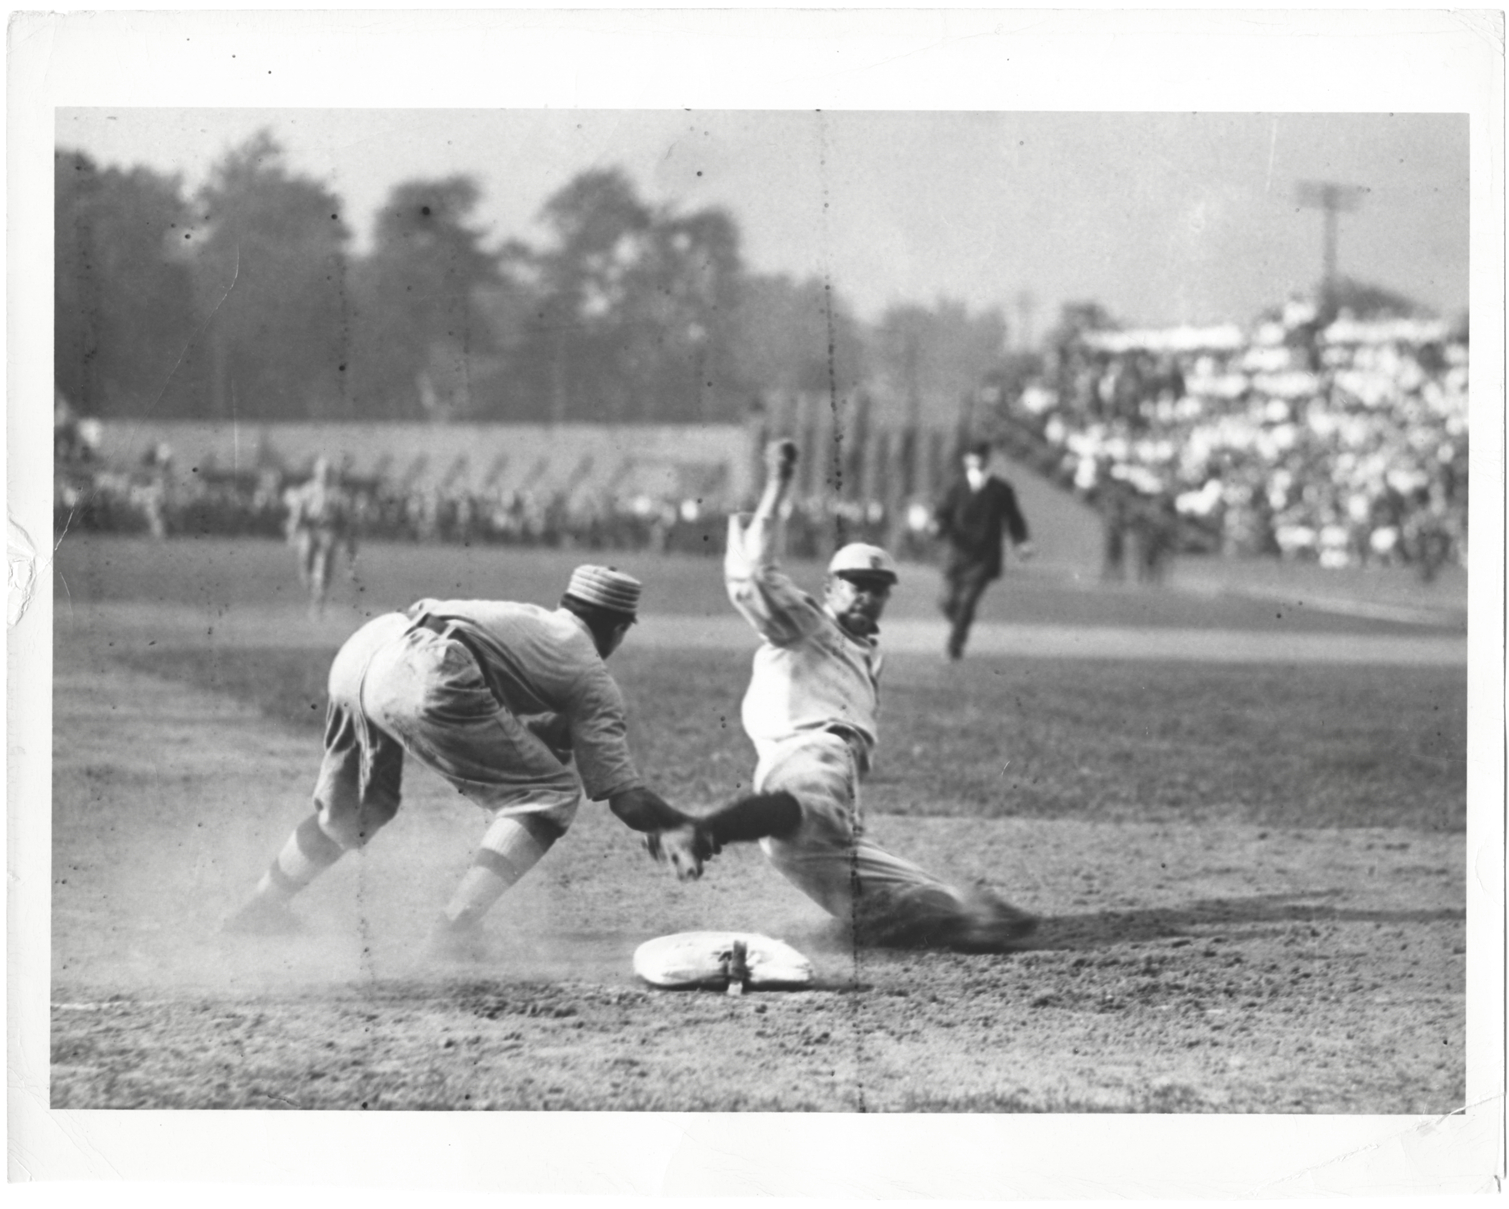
left=424, top=915, right=492, bottom=963
left=849, top=885, right=964, bottom=948
left=945, top=889, right=1039, bottom=952
left=222, top=896, right=302, bottom=936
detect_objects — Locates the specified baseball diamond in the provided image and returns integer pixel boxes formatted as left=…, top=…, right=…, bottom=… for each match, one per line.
left=46, top=532, right=1468, bottom=1114
left=25, top=82, right=1499, bottom=1202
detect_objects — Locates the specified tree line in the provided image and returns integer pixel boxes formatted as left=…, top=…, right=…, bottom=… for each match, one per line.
left=55, top=131, right=1012, bottom=426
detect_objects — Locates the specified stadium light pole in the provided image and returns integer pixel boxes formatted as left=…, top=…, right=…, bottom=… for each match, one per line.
left=1296, top=181, right=1367, bottom=315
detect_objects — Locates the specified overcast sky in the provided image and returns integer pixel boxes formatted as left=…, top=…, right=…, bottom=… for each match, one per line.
left=58, top=108, right=1468, bottom=334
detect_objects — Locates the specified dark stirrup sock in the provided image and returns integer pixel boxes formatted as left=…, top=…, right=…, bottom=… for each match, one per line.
left=703, top=791, right=802, bottom=846
left=294, top=813, right=345, bottom=864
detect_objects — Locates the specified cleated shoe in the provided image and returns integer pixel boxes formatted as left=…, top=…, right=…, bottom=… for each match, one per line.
left=222, top=897, right=302, bottom=936
left=424, top=916, right=492, bottom=964
left=849, top=885, right=966, bottom=949
left=945, top=890, right=1039, bottom=952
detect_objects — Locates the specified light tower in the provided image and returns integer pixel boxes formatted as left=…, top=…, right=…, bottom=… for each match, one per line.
left=1296, top=181, right=1368, bottom=315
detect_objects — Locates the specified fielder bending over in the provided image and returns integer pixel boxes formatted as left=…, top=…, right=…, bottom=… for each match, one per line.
left=226, top=565, right=695, bottom=958
left=651, top=442, right=1038, bottom=951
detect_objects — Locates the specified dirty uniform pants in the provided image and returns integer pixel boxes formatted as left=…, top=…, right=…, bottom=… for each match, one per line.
left=311, top=613, right=581, bottom=850
left=754, top=732, right=965, bottom=941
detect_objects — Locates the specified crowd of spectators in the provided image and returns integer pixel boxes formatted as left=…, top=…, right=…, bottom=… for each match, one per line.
left=56, top=300, right=1469, bottom=583
left=53, top=390, right=894, bottom=560
left=55, top=455, right=893, bottom=569
left=1007, top=301, right=1469, bottom=578
left=55, top=457, right=728, bottom=556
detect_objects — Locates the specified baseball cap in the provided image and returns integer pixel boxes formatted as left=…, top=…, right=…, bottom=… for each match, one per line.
left=565, top=565, right=642, bottom=619
left=827, top=543, right=899, bottom=584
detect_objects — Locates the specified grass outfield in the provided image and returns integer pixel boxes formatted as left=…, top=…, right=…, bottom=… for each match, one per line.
left=54, top=533, right=1464, bottom=634
left=57, top=532, right=1467, bottom=834
left=115, top=644, right=1465, bottom=833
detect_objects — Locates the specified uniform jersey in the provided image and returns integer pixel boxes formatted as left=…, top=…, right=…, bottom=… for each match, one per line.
left=724, top=514, right=882, bottom=772
left=405, top=598, right=641, bottom=801
left=288, top=479, right=352, bottom=534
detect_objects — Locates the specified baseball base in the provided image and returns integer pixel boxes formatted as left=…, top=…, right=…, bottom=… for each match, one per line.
left=633, top=930, right=813, bottom=993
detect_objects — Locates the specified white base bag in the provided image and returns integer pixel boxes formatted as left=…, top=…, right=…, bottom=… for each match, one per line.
left=633, top=931, right=813, bottom=994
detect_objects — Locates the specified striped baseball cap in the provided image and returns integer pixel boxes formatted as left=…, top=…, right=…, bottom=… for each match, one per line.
left=565, top=565, right=642, bottom=619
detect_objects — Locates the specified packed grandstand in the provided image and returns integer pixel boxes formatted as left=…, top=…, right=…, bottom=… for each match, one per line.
left=1000, top=305, right=1468, bottom=578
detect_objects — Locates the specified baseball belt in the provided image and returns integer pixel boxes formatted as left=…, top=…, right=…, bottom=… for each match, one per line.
left=824, top=723, right=871, bottom=773
left=408, top=611, right=491, bottom=674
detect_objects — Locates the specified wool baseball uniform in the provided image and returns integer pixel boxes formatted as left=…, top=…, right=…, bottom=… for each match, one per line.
left=226, top=565, right=690, bottom=945
left=724, top=512, right=972, bottom=935
left=286, top=468, right=356, bottom=610
left=314, top=597, right=643, bottom=849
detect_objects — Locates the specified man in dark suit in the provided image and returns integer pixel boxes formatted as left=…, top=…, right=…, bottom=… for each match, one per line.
left=933, top=441, right=1034, bottom=661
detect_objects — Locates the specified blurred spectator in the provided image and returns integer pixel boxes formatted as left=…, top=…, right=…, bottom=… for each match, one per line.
left=1132, top=490, right=1179, bottom=584
left=54, top=393, right=97, bottom=464
left=134, top=444, right=174, bottom=540
left=285, top=456, right=358, bottom=616
left=1099, top=477, right=1132, bottom=583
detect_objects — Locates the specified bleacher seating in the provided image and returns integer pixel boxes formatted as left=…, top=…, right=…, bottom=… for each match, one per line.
left=1005, top=311, right=1468, bottom=577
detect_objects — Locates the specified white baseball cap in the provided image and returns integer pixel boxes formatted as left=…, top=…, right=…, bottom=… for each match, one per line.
left=827, top=543, right=899, bottom=584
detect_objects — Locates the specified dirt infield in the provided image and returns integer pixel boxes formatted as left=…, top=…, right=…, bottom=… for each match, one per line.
left=51, top=649, right=1465, bottom=1112
left=41, top=538, right=1471, bottom=1117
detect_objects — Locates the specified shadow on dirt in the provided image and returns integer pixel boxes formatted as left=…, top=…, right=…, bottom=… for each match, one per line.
left=1022, top=889, right=1465, bottom=952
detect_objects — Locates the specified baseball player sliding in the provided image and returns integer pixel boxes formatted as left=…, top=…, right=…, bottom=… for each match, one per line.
left=226, top=564, right=697, bottom=959
left=650, top=441, right=1038, bottom=950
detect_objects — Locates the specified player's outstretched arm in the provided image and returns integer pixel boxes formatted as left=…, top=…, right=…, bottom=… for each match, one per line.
left=608, top=785, right=686, bottom=832
left=609, top=785, right=717, bottom=882
left=643, top=790, right=803, bottom=884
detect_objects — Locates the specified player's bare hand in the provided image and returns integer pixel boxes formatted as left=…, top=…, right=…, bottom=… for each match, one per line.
left=644, top=824, right=717, bottom=882
left=765, top=439, right=799, bottom=482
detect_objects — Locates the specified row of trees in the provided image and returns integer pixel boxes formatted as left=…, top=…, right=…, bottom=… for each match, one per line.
left=56, top=132, right=1013, bottom=425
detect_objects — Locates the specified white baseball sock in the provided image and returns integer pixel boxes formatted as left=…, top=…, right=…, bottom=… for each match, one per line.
left=441, top=814, right=558, bottom=929
left=255, top=814, right=345, bottom=904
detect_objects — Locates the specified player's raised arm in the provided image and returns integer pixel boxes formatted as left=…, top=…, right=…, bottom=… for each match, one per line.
left=725, top=440, right=821, bottom=646
left=752, top=438, right=798, bottom=530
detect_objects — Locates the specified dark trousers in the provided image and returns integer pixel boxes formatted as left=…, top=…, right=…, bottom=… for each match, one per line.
left=940, top=561, right=995, bottom=658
